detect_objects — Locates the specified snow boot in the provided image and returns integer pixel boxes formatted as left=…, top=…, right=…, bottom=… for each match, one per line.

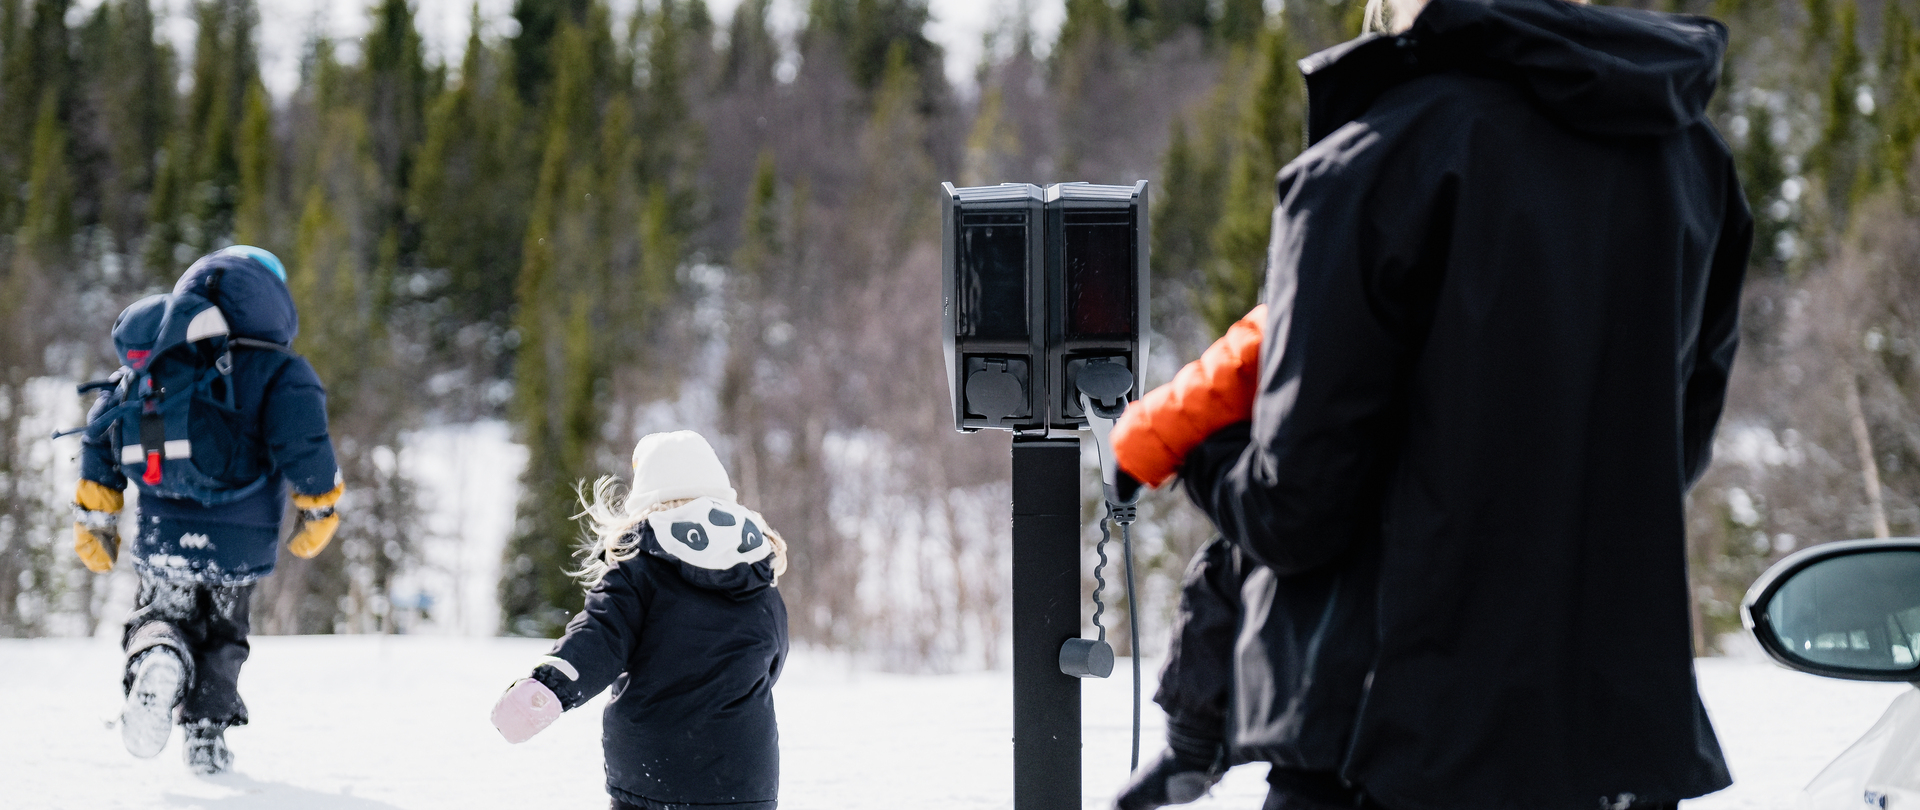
left=121, top=648, right=185, bottom=758
left=183, top=720, right=232, bottom=774
left=1114, top=748, right=1222, bottom=810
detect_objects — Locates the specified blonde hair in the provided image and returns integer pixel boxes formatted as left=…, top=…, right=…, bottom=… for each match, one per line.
left=1365, top=0, right=1588, bottom=34
left=1364, top=0, right=1427, bottom=33
left=570, top=475, right=789, bottom=589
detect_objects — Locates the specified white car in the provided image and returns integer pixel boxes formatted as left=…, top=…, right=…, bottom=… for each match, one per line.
left=1744, top=538, right=1920, bottom=809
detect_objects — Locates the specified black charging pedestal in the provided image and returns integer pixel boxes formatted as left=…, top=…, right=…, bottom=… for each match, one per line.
left=944, top=180, right=1147, bottom=809
left=1010, top=436, right=1082, bottom=809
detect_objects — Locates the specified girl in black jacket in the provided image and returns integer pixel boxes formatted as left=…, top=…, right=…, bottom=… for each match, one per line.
left=491, top=430, right=790, bottom=810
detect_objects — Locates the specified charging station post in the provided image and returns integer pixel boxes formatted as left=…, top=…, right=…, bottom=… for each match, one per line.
left=942, top=180, right=1148, bottom=809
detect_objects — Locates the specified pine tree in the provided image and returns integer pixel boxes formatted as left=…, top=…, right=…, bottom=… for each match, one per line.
left=233, top=81, right=272, bottom=246
left=413, top=7, right=530, bottom=331
left=1878, top=0, right=1920, bottom=197
left=1151, top=117, right=1226, bottom=340
left=1, top=0, right=70, bottom=233
left=721, top=0, right=777, bottom=90
left=20, top=88, right=72, bottom=257
left=508, top=0, right=590, bottom=106
left=501, top=11, right=635, bottom=637
left=73, top=0, right=172, bottom=246
left=150, top=0, right=263, bottom=263
left=1816, top=0, right=1865, bottom=214
left=0, top=0, right=20, bottom=232
left=1216, top=0, right=1266, bottom=46
left=363, top=0, right=431, bottom=318
left=1737, top=102, right=1787, bottom=272
left=806, top=0, right=943, bottom=105
left=1201, top=25, right=1300, bottom=337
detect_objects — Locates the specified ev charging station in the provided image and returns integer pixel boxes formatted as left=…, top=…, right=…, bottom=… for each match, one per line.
left=941, top=180, right=1148, bottom=809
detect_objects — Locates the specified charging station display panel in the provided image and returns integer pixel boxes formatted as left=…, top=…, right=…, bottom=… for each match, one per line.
left=1062, top=210, right=1136, bottom=341
left=958, top=213, right=1030, bottom=341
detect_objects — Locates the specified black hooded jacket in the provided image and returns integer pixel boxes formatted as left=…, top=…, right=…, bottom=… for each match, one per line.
left=1181, top=0, right=1749, bottom=806
left=539, top=498, right=789, bottom=808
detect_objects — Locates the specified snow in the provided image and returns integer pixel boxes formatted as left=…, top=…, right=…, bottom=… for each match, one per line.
left=0, top=636, right=1908, bottom=809
left=394, top=421, right=526, bottom=637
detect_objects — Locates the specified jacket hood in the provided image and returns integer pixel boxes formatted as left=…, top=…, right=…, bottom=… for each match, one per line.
left=173, top=251, right=299, bottom=345
left=1302, top=0, right=1727, bottom=143
left=641, top=497, right=777, bottom=599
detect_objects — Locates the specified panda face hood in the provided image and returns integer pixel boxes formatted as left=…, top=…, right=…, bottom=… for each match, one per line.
left=641, top=497, right=777, bottom=599
left=173, top=252, right=299, bottom=345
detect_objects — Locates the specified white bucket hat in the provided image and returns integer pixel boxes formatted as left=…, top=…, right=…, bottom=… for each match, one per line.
left=629, top=430, right=736, bottom=507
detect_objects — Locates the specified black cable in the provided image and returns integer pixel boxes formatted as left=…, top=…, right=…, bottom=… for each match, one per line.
left=1091, top=515, right=1111, bottom=644
left=1108, top=501, right=1142, bottom=773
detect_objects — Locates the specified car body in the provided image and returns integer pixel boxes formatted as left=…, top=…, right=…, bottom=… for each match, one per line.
left=1744, top=538, right=1920, bottom=809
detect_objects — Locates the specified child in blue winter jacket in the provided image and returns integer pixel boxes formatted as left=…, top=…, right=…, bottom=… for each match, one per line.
left=491, top=430, right=789, bottom=810
left=72, top=246, right=342, bottom=774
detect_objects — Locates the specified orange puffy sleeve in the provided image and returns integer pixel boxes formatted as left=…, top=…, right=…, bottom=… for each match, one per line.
left=1111, top=305, right=1266, bottom=488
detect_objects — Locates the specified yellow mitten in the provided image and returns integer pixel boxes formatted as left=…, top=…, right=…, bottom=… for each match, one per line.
left=72, top=480, right=125, bottom=573
left=288, top=483, right=343, bottom=559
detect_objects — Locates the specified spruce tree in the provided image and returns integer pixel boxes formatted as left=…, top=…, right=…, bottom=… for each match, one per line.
left=152, top=0, right=262, bottom=259
left=74, top=0, right=172, bottom=246
left=502, top=11, right=633, bottom=637
left=413, top=7, right=530, bottom=331
left=233, top=81, right=272, bottom=246
left=1879, top=0, right=1920, bottom=196
left=1738, top=103, right=1787, bottom=272
left=1202, top=25, right=1300, bottom=337
left=1151, top=117, right=1226, bottom=338
left=363, top=0, right=430, bottom=317
left=508, top=0, right=590, bottom=106
left=1216, top=0, right=1266, bottom=46
left=721, top=0, right=777, bottom=90
left=1, top=0, right=70, bottom=233
left=1817, top=0, right=1864, bottom=214
left=806, top=0, right=942, bottom=104
left=20, top=88, right=72, bottom=258
left=0, top=0, right=20, bottom=232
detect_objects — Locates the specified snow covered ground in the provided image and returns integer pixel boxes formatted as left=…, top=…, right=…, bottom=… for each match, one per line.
left=0, top=636, right=1908, bottom=809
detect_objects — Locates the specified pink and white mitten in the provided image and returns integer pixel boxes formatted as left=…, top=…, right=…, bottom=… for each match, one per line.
left=491, top=678, right=562, bottom=743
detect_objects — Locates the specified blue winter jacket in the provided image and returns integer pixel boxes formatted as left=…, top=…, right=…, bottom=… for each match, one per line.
left=537, top=497, right=788, bottom=809
left=80, top=252, right=339, bottom=583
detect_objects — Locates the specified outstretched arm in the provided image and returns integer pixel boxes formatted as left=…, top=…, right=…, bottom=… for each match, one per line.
left=492, top=558, right=651, bottom=743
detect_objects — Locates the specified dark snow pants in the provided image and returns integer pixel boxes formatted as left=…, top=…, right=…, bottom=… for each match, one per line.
left=1155, top=535, right=1247, bottom=766
left=122, top=576, right=254, bottom=727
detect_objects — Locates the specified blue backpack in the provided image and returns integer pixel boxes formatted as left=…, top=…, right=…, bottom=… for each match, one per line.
left=75, top=281, right=298, bottom=505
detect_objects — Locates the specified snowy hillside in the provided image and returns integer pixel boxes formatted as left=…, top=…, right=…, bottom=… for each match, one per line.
left=0, top=636, right=1908, bottom=809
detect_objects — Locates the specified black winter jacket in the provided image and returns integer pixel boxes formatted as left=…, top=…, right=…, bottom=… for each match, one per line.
left=540, top=498, right=789, bottom=809
left=1182, top=0, right=1750, bottom=807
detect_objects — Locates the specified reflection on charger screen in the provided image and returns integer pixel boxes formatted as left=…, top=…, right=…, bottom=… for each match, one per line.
left=1768, top=550, right=1920, bottom=670
left=1065, top=215, right=1134, bottom=340
left=960, top=215, right=1029, bottom=341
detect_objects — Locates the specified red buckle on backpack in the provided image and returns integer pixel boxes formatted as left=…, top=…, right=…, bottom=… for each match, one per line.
left=143, top=451, right=163, bottom=485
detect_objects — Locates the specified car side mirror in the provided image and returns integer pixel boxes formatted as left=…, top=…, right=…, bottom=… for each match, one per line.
left=1743, top=538, right=1920, bottom=683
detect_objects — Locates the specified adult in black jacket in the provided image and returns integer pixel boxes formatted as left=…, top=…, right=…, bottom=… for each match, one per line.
left=1180, top=0, right=1752, bottom=807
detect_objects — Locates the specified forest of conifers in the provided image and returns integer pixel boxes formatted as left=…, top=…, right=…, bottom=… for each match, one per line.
left=0, top=0, right=1915, bottom=666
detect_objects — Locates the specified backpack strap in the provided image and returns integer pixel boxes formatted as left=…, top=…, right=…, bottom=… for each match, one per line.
left=228, top=337, right=297, bottom=356
left=213, top=338, right=298, bottom=409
